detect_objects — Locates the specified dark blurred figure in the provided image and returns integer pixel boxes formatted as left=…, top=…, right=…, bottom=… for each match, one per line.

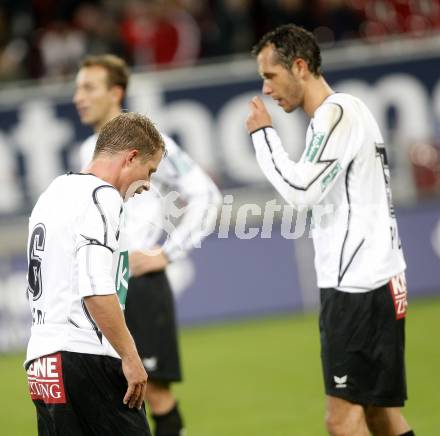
left=2, top=0, right=440, bottom=82
left=315, top=0, right=364, bottom=45
left=197, top=0, right=260, bottom=58
left=261, top=0, right=316, bottom=33
left=0, top=0, right=40, bottom=81
left=73, top=2, right=126, bottom=59
left=32, top=0, right=81, bottom=27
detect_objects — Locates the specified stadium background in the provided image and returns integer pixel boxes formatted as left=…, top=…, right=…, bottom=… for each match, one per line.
left=0, top=1, right=439, bottom=434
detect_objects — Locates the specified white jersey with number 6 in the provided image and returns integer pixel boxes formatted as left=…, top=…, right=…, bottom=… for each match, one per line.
left=25, top=173, right=128, bottom=366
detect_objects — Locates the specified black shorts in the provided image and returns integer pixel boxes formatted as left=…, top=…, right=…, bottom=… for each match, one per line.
left=319, top=282, right=407, bottom=407
left=27, top=351, right=151, bottom=436
left=125, top=270, right=182, bottom=383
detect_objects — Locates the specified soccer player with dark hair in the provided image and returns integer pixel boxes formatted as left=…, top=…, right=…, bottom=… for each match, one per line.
left=74, top=54, right=221, bottom=436
left=246, top=24, right=414, bottom=436
left=26, top=112, right=164, bottom=435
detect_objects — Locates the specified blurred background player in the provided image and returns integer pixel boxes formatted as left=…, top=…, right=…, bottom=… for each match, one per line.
left=247, top=24, right=414, bottom=436
left=74, top=54, right=221, bottom=436
left=26, top=112, right=164, bottom=436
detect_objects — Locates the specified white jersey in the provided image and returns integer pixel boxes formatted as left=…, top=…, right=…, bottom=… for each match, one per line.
left=25, top=174, right=129, bottom=365
left=79, top=133, right=221, bottom=261
left=251, top=93, right=406, bottom=292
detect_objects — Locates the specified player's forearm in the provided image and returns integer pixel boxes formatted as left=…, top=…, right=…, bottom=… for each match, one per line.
left=163, top=171, right=221, bottom=260
left=84, top=294, right=138, bottom=359
left=163, top=197, right=219, bottom=260
left=129, top=249, right=168, bottom=276
left=251, top=127, right=301, bottom=207
left=251, top=127, right=328, bottom=209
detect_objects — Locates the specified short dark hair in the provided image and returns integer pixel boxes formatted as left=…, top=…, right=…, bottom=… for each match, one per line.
left=252, top=24, right=322, bottom=76
left=95, top=112, right=165, bottom=160
left=80, top=54, right=129, bottom=96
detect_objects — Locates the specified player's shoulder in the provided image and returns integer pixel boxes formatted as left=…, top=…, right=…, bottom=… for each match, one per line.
left=31, top=174, right=67, bottom=210
left=313, top=95, right=345, bottom=128
left=88, top=178, right=121, bottom=210
left=324, top=93, right=367, bottom=116
left=30, top=175, right=121, bottom=226
left=90, top=181, right=121, bottom=203
left=315, top=93, right=367, bottom=126
left=43, top=174, right=76, bottom=197
left=64, top=173, right=121, bottom=208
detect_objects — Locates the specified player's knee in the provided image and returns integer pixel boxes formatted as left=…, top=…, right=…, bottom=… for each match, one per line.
left=325, top=410, right=359, bottom=436
left=146, top=381, right=174, bottom=412
left=325, top=411, right=344, bottom=436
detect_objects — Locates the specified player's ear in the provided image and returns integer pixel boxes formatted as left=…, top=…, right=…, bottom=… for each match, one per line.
left=125, top=149, right=139, bottom=166
left=110, top=86, right=124, bottom=105
left=292, top=58, right=308, bottom=78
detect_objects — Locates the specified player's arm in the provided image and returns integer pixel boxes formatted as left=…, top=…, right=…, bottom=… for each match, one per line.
left=83, top=293, right=147, bottom=409
left=76, top=186, right=147, bottom=409
left=130, top=137, right=221, bottom=276
left=130, top=246, right=168, bottom=277
left=161, top=139, right=222, bottom=261
left=247, top=97, right=360, bottom=210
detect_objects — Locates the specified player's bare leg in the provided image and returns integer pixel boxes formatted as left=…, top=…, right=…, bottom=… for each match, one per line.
left=365, top=406, right=412, bottom=435
left=146, top=381, right=184, bottom=436
left=325, top=396, right=370, bottom=436
left=146, top=381, right=175, bottom=414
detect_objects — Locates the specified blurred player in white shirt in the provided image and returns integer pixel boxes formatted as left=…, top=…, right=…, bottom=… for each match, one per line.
left=246, top=25, right=414, bottom=436
left=74, top=54, right=221, bottom=436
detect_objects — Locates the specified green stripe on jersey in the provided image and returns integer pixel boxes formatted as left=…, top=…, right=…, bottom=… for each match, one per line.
left=321, top=162, right=342, bottom=192
left=115, top=251, right=129, bottom=309
left=168, top=152, right=194, bottom=175
left=305, top=132, right=325, bottom=162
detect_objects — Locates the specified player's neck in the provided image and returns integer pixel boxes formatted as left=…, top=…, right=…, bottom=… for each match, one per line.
left=303, top=76, right=334, bottom=118
left=83, top=158, right=124, bottom=194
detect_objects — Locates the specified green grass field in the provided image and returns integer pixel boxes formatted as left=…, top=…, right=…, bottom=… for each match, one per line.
left=1, top=297, right=439, bottom=435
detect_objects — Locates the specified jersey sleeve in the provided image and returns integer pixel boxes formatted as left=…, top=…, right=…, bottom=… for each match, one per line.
left=153, top=136, right=222, bottom=261
left=251, top=102, right=363, bottom=210
left=76, top=185, right=123, bottom=298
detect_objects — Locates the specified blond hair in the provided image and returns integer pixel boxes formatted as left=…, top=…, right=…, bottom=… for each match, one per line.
left=95, top=112, right=165, bottom=160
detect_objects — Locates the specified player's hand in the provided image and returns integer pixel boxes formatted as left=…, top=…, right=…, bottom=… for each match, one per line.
left=122, top=353, right=148, bottom=409
left=246, top=96, right=272, bottom=133
left=129, top=247, right=169, bottom=276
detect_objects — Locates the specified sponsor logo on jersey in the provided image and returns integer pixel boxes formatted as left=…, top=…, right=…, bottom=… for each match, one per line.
left=116, top=250, right=129, bottom=308
left=321, top=162, right=342, bottom=192
left=334, top=375, right=347, bottom=388
left=389, top=272, right=408, bottom=319
left=305, top=132, right=325, bottom=162
left=27, top=353, right=66, bottom=404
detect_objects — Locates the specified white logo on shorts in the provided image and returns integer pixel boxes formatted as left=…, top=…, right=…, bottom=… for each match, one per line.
left=334, top=375, right=347, bottom=388
left=143, top=357, right=158, bottom=371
